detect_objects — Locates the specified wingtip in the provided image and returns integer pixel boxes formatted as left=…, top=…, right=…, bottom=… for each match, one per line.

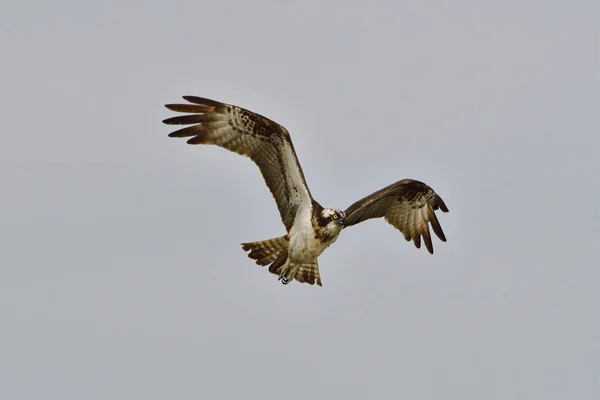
left=437, top=197, right=449, bottom=213
left=164, top=103, right=179, bottom=112
left=425, top=244, right=434, bottom=254
left=182, top=95, right=222, bottom=107
left=162, top=116, right=180, bottom=125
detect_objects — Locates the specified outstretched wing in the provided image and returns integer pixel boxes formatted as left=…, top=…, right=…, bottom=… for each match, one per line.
left=343, top=179, right=449, bottom=254
left=163, top=96, right=313, bottom=232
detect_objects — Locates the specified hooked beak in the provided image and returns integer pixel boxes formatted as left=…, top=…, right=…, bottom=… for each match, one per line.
left=336, top=218, right=346, bottom=227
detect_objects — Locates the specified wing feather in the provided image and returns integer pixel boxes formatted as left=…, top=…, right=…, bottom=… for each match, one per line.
left=413, top=233, right=421, bottom=249
left=420, top=210, right=433, bottom=254
left=163, top=96, right=313, bottom=231
left=344, top=179, right=449, bottom=254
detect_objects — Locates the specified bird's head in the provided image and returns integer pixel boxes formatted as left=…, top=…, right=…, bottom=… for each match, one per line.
left=319, top=208, right=346, bottom=231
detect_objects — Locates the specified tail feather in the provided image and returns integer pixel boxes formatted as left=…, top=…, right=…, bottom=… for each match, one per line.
left=241, top=236, right=289, bottom=266
left=241, top=236, right=322, bottom=286
left=293, top=262, right=322, bottom=286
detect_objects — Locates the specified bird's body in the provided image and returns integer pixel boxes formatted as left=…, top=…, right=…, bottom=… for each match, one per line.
left=163, top=96, right=449, bottom=286
left=288, top=204, right=338, bottom=262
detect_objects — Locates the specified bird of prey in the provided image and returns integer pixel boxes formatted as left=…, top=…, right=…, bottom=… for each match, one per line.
left=163, top=96, right=449, bottom=286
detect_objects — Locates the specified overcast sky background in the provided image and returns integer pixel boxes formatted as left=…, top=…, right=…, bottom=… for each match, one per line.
left=1, top=1, right=598, bottom=399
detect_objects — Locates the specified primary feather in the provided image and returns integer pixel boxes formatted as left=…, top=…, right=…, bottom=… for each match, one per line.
left=344, top=179, right=448, bottom=254
left=164, top=96, right=312, bottom=232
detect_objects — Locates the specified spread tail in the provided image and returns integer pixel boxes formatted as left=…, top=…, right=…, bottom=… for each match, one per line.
left=288, top=262, right=322, bottom=286
left=241, top=236, right=289, bottom=266
left=271, top=260, right=322, bottom=286
left=241, top=236, right=322, bottom=286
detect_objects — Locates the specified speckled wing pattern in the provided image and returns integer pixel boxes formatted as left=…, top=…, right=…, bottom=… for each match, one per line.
left=163, top=96, right=313, bottom=232
left=343, top=179, right=449, bottom=254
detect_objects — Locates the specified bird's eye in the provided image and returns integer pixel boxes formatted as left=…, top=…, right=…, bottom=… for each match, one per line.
left=332, top=214, right=338, bottom=219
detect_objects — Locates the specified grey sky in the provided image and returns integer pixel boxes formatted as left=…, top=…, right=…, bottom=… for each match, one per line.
left=1, top=0, right=598, bottom=399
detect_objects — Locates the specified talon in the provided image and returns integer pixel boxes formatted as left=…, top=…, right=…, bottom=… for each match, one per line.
left=281, top=277, right=290, bottom=285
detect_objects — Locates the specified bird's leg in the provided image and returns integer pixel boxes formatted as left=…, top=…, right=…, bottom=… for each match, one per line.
left=277, top=265, right=296, bottom=285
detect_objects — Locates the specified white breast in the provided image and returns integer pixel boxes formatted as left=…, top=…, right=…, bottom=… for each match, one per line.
left=288, top=205, right=339, bottom=263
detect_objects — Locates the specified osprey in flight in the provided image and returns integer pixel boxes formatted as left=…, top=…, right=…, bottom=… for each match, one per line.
left=163, top=96, right=449, bottom=286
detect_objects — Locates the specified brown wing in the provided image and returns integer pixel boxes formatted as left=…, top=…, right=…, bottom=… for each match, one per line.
left=163, top=96, right=313, bottom=232
left=344, top=179, right=449, bottom=254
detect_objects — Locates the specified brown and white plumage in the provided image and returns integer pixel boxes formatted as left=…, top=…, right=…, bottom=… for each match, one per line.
left=344, top=179, right=449, bottom=254
left=164, top=96, right=312, bottom=232
left=163, top=96, right=449, bottom=287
